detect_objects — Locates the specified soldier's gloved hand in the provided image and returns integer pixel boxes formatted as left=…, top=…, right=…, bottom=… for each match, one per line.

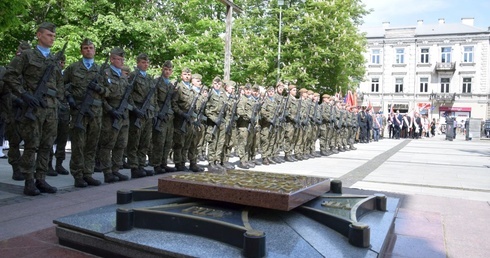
left=109, top=109, right=122, bottom=120
left=39, top=98, right=48, bottom=108
left=157, top=113, right=167, bottom=121
left=67, top=96, right=77, bottom=110
left=21, top=92, right=40, bottom=108
left=242, top=115, right=249, bottom=121
left=12, top=97, right=25, bottom=108
left=88, top=81, right=103, bottom=94
left=133, top=108, right=145, bottom=118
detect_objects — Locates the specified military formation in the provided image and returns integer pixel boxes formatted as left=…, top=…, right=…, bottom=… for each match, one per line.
left=0, top=22, right=368, bottom=196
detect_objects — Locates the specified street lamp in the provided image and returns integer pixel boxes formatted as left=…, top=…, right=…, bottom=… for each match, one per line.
left=277, top=0, right=284, bottom=83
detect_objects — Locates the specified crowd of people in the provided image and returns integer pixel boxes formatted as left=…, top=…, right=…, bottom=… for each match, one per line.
left=1, top=22, right=435, bottom=197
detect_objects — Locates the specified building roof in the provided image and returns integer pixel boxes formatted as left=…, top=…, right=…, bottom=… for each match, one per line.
left=360, top=20, right=489, bottom=39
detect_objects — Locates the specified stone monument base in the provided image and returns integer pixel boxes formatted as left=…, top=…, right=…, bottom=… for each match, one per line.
left=54, top=185, right=399, bottom=257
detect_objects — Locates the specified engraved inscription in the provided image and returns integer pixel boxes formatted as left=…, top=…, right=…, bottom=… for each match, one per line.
left=182, top=206, right=233, bottom=218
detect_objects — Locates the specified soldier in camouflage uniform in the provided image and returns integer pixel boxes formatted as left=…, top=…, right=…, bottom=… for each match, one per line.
left=236, top=83, right=254, bottom=169
left=99, top=47, right=138, bottom=182
left=259, top=86, right=276, bottom=165
left=220, top=80, right=237, bottom=170
left=3, top=22, right=63, bottom=195
left=283, top=84, right=299, bottom=162
left=339, top=103, right=349, bottom=151
left=330, top=97, right=341, bottom=154
left=247, top=85, right=262, bottom=167
left=293, top=88, right=308, bottom=160
left=172, top=68, right=203, bottom=172
left=151, top=61, right=177, bottom=174
left=348, top=106, right=358, bottom=150
left=270, top=83, right=286, bottom=163
left=189, top=74, right=207, bottom=167
left=1, top=42, right=31, bottom=181
left=64, top=39, right=110, bottom=187
left=196, top=86, right=209, bottom=162
left=204, top=77, right=228, bottom=171
left=319, top=94, right=331, bottom=156
left=47, top=53, right=70, bottom=177
left=127, top=53, right=155, bottom=177
left=309, top=92, right=322, bottom=157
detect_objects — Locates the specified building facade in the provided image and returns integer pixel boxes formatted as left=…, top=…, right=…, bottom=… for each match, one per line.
left=359, top=18, right=490, bottom=125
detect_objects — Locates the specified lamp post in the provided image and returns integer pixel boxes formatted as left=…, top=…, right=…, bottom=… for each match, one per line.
left=277, top=0, right=284, bottom=83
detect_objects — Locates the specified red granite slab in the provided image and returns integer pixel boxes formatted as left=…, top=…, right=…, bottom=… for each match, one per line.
left=158, top=170, right=330, bottom=211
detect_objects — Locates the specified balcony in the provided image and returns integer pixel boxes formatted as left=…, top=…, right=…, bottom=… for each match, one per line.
left=429, top=92, right=456, bottom=104
left=435, top=62, right=456, bottom=72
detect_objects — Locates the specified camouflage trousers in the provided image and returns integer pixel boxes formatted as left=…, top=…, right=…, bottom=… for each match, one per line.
left=127, top=115, right=152, bottom=168
left=99, top=114, right=129, bottom=174
left=69, top=109, right=102, bottom=178
left=18, top=107, right=58, bottom=180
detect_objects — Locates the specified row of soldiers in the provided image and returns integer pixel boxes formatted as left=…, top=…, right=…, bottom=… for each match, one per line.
left=0, top=22, right=362, bottom=196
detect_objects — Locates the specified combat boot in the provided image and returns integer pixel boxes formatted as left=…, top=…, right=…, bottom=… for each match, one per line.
left=84, top=176, right=102, bottom=186
left=175, top=163, right=188, bottom=172
left=113, top=171, right=129, bottom=181
left=262, top=157, right=270, bottom=165
left=313, top=152, right=322, bottom=157
left=338, top=147, right=345, bottom=152
left=104, top=173, right=119, bottom=183
left=35, top=179, right=57, bottom=193
left=295, top=154, right=303, bottom=161
left=74, top=178, right=88, bottom=188
left=141, top=167, right=154, bottom=176
left=268, top=157, right=276, bottom=164
left=320, top=150, right=328, bottom=156
left=247, top=161, right=255, bottom=168
left=221, top=162, right=235, bottom=170
left=11, top=165, right=25, bottom=181
left=208, top=162, right=219, bottom=171
left=55, top=159, right=69, bottom=175
left=349, top=145, right=357, bottom=150
left=190, top=163, right=204, bottom=172
left=154, top=166, right=166, bottom=175
left=253, top=159, right=262, bottom=165
left=131, top=167, right=146, bottom=179
left=162, top=164, right=177, bottom=172
left=284, top=155, right=295, bottom=162
left=46, top=159, right=57, bottom=176
left=237, top=161, right=249, bottom=169
left=24, top=179, right=40, bottom=196
left=331, top=148, right=339, bottom=154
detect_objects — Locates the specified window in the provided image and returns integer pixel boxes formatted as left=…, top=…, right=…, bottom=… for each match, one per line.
left=395, top=48, right=405, bottom=64
left=440, top=78, right=450, bottom=93
left=419, top=77, right=428, bottom=92
left=463, top=46, right=474, bottom=63
left=441, top=47, right=451, bottom=63
left=395, top=78, right=404, bottom=93
left=420, top=48, right=429, bottom=63
left=371, top=78, right=379, bottom=92
left=462, top=78, right=472, bottom=93
left=371, top=49, right=380, bottom=64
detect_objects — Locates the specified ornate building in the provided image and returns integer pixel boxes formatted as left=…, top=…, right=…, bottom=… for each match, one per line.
left=359, top=18, right=490, bottom=123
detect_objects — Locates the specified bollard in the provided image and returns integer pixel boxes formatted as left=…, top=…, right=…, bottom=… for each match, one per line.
left=243, top=230, right=266, bottom=258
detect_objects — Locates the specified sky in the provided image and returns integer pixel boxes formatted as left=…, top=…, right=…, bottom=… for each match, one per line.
left=361, top=0, right=490, bottom=29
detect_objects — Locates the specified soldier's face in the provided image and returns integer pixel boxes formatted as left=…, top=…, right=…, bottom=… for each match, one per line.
left=110, top=55, right=124, bottom=69
left=290, top=88, right=297, bottom=96
left=226, top=86, right=234, bottom=94
left=277, top=86, right=284, bottom=94
left=212, top=81, right=221, bottom=90
left=137, top=59, right=149, bottom=71
left=181, top=72, right=191, bottom=82
left=81, top=44, right=95, bottom=59
left=162, top=67, right=173, bottom=78
left=191, top=78, right=202, bottom=87
left=36, top=29, right=56, bottom=48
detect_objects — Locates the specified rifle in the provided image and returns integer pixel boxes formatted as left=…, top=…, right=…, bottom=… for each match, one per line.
left=269, top=94, right=284, bottom=134
left=74, top=55, right=109, bottom=131
left=194, top=87, right=212, bottom=128
left=302, top=100, right=312, bottom=127
left=211, top=91, right=231, bottom=136
left=313, top=101, right=322, bottom=125
left=278, top=90, right=290, bottom=127
left=247, top=98, right=263, bottom=133
left=180, top=84, right=202, bottom=133
left=329, top=105, right=335, bottom=129
left=153, top=80, right=177, bottom=132
left=134, top=73, right=161, bottom=128
left=24, top=42, right=68, bottom=121
left=294, top=97, right=303, bottom=129
left=337, top=108, right=344, bottom=129
left=112, top=69, right=138, bottom=130
left=226, top=89, right=240, bottom=135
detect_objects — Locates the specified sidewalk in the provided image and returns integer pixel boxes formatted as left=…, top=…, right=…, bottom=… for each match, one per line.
left=0, top=134, right=489, bottom=257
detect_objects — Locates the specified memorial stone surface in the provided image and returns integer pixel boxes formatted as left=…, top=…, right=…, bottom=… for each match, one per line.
left=54, top=170, right=399, bottom=257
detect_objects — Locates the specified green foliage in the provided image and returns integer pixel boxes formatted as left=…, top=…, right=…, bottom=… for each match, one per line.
left=0, top=0, right=369, bottom=95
